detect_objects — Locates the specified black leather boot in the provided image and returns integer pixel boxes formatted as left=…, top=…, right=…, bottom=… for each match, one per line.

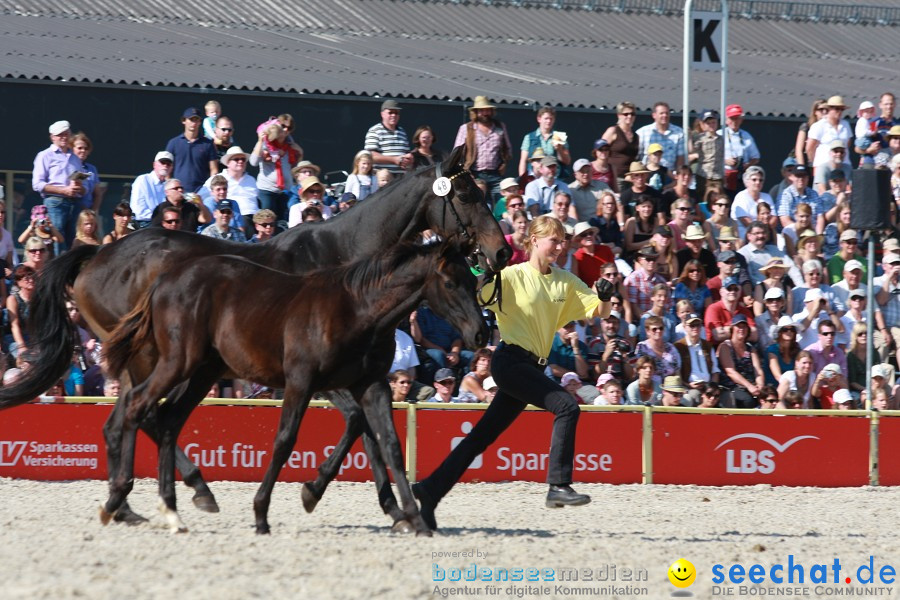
left=546, top=484, right=591, bottom=508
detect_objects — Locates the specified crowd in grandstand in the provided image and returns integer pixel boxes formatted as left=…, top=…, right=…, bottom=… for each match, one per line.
left=8, top=92, right=900, bottom=408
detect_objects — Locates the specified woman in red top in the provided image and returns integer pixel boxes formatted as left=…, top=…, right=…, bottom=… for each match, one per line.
left=571, top=222, right=614, bottom=286
left=504, top=209, right=530, bottom=265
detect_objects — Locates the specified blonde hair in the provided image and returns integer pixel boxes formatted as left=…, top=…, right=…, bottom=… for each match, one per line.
left=352, top=150, right=374, bottom=175
left=204, top=100, right=221, bottom=114
left=524, top=215, right=566, bottom=255
left=75, top=209, right=100, bottom=243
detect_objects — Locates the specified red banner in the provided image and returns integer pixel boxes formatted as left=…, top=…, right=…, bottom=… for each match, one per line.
left=414, top=409, right=643, bottom=484
left=0, top=403, right=405, bottom=482
left=876, top=416, right=900, bottom=485
left=653, top=413, right=870, bottom=486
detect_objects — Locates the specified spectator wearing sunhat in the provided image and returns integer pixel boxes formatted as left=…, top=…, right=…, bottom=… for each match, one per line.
left=519, top=105, right=571, bottom=178
left=827, top=231, right=865, bottom=283
left=657, top=375, right=690, bottom=407
left=453, top=95, right=512, bottom=202
left=676, top=223, right=718, bottom=278
left=364, top=99, right=412, bottom=175
left=719, top=104, right=760, bottom=197
left=755, top=288, right=788, bottom=350
left=524, top=156, right=571, bottom=217
left=493, top=176, right=522, bottom=222
left=568, top=158, right=610, bottom=222
left=197, top=146, right=258, bottom=232
left=619, top=161, right=662, bottom=219
left=288, top=176, right=333, bottom=227
left=806, top=96, right=853, bottom=171
left=875, top=125, right=900, bottom=167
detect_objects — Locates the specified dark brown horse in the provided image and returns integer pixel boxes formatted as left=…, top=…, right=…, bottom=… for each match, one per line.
left=0, top=145, right=509, bottom=521
left=103, top=241, right=486, bottom=534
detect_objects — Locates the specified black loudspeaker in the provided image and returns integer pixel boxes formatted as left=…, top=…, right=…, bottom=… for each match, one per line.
left=850, top=168, right=892, bottom=230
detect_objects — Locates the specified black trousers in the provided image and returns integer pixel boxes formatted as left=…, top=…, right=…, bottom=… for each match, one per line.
left=418, top=344, right=581, bottom=503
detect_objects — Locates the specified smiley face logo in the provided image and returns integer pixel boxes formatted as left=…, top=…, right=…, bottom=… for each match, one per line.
left=667, top=559, right=696, bottom=588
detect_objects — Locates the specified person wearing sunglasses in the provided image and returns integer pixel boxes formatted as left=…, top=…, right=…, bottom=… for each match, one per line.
left=717, top=314, right=764, bottom=408
left=212, top=116, right=235, bottom=158
left=765, top=316, right=801, bottom=386
left=201, top=200, right=246, bottom=242
left=150, top=178, right=210, bottom=232
left=675, top=314, right=720, bottom=406
left=601, top=101, right=639, bottom=192
left=827, top=229, right=865, bottom=284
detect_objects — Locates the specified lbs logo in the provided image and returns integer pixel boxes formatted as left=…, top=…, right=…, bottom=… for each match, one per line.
left=0, top=441, right=28, bottom=467
left=715, top=433, right=818, bottom=474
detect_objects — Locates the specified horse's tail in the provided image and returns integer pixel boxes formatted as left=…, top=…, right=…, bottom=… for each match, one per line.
left=104, top=285, right=156, bottom=378
left=0, top=244, right=100, bottom=409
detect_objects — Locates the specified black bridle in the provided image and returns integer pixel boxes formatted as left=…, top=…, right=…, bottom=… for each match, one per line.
left=434, top=162, right=502, bottom=310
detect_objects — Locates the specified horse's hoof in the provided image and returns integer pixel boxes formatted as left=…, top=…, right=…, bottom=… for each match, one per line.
left=391, top=519, right=414, bottom=534
left=255, top=525, right=271, bottom=535
left=301, top=483, right=320, bottom=513
left=415, top=528, right=434, bottom=538
left=192, top=493, right=220, bottom=513
left=98, top=505, right=114, bottom=526
left=112, top=506, right=149, bottom=525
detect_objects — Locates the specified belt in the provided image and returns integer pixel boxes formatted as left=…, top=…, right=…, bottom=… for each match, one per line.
left=497, top=342, right=548, bottom=366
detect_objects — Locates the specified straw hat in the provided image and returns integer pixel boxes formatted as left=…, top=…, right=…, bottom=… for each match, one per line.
left=797, top=229, right=823, bottom=246
left=661, top=375, right=687, bottom=393
left=683, top=224, right=706, bottom=241
left=573, top=222, right=598, bottom=238
left=220, top=145, right=249, bottom=166
left=469, top=96, right=496, bottom=111
left=625, top=162, right=651, bottom=177
left=717, top=226, right=738, bottom=241
left=825, top=95, right=848, bottom=109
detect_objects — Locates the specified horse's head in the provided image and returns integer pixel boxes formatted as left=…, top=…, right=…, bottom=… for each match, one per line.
left=425, top=146, right=512, bottom=272
left=422, top=242, right=489, bottom=350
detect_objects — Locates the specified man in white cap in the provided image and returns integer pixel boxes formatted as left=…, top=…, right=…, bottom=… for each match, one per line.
left=875, top=252, right=900, bottom=353
left=813, top=142, right=849, bottom=195
left=494, top=177, right=521, bottom=221
left=32, top=120, right=85, bottom=248
left=568, top=158, right=609, bottom=222
left=793, top=288, right=843, bottom=348
left=130, top=150, right=174, bottom=228
left=198, top=146, right=259, bottom=232
left=827, top=231, right=864, bottom=283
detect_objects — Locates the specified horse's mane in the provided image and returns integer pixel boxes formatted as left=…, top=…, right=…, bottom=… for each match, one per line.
left=337, top=240, right=447, bottom=303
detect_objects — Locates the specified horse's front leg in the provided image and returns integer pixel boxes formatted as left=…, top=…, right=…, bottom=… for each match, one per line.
left=360, top=380, right=431, bottom=536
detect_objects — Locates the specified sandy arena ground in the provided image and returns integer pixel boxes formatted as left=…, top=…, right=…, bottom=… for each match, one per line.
left=1, top=478, right=898, bottom=600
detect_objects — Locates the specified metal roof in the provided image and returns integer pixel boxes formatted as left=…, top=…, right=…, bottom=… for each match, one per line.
left=1, top=0, right=897, bottom=116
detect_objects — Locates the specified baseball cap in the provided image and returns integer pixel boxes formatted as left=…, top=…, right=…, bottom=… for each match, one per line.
left=573, top=158, right=592, bottom=172
left=726, top=104, right=743, bottom=118
left=48, top=120, right=70, bottom=135
left=154, top=150, right=174, bottom=163
left=716, top=250, right=737, bottom=262
left=782, top=156, right=798, bottom=168
left=858, top=100, right=876, bottom=115
left=828, top=140, right=846, bottom=151
left=655, top=225, right=673, bottom=238
left=647, top=143, right=664, bottom=155
left=822, top=363, right=842, bottom=376
left=731, top=313, right=749, bottom=326
left=605, top=310, right=621, bottom=322
left=686, top=313, right=703, bottom=325
left=483, top=377, right=498, bottom=391
left=380, top=99, right=402, bottom=111
left=700, top=109, right=719, bottom=121
left=804, top=288, right=824, bottom=303
left=764, top=287, right=785, bottom=300
left=832, top=389, right=853, bottom=405
left=848, top=288, right=865, bottom=299
left=434, top=368, right=455, bottom=383
left=722, top=276, right=741, bottom=289
left=181, top=107, right=202, bottom=119
left=340, top=192, right=357, bottom=204
left=793, top=165, right=809, bottom=177
left=885, top=253, right=900, bottom=265
left=884, top=238, right=900, bottom=252
left=593, top=138, right=610, bottom=150
left=843, top=259, right=863, bottom=272
left=214, top=200, right=233, bottom=212
left=561, top=372, right=581, bottom=387
left=840, top=229, right=858, bottom=242
left=829, top=169, right=847, bottom=181
left=637, top=246, right=659, bottom=259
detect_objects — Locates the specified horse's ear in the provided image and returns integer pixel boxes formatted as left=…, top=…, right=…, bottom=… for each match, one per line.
left=443, top=145, right=466, bottom=171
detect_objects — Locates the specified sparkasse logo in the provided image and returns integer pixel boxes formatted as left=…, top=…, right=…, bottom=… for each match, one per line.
left=0, top=440, right=28, bottom=466
left=715, top=433, right=819, bottom=474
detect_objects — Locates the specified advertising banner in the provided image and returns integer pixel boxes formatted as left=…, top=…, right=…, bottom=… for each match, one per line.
left=876, top=416, right=900, bottom=485
left=653, top=413, right=870, bottom=486
left=414, top=409, right=643, bottom=484
left=0, top=403, right=405, bottom=482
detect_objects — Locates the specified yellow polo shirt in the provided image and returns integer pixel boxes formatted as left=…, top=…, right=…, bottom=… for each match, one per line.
left=482, top=262, right=601, bottom=358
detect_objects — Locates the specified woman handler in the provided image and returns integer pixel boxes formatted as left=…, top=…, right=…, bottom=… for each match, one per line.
left=413, top=215, right=614, bottom=529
